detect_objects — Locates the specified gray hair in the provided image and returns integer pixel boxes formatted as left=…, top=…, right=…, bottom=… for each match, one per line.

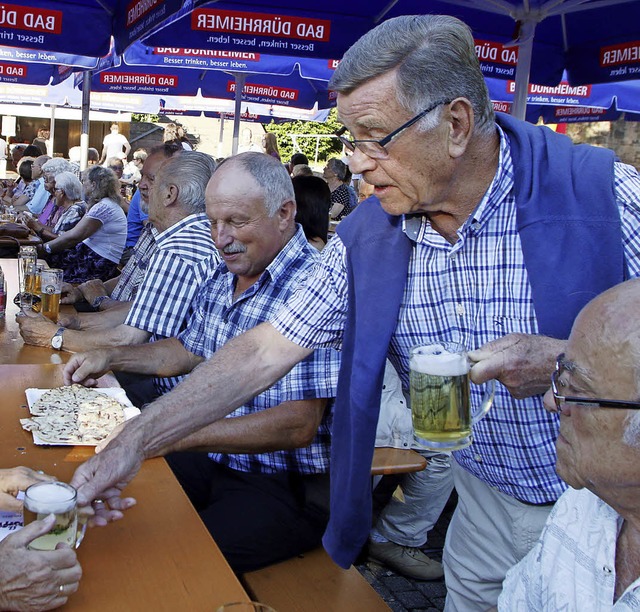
left=54, top=171, right=83, bottom=200
left=42, top=157, right=73, bottom=176
left=221, top=152, right=294, bottom=216
left=155, top=151, right=217, bottom=214
left=329, top=15, right=495, bottom=136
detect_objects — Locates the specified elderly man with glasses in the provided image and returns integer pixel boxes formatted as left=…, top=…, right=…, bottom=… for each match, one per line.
left=66, top=15, right=640, bottom=610
left=499, top=278, right=640, bottom=610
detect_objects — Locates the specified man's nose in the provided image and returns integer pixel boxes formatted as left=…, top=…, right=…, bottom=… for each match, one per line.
left=347, top=147, right=377, bottom=175
left=213, top=223, right=233, bottom=248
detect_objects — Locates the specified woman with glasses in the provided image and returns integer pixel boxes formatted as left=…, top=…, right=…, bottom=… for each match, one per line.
left=324, top=158, right=358, bottom=221
left=40, top=165, right=127, bottom=283
left=25, top=172, right=86, bottom=242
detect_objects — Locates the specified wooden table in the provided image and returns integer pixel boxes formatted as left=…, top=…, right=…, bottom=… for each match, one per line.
left=0, top=258, right=74, bottom=364
left=371, top=447, right=427, bottom=476
left=1, top=364, right=251, bottom=611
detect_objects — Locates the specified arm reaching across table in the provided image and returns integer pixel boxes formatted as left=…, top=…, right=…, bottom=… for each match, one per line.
left=70, top=322, right=313, bottom=505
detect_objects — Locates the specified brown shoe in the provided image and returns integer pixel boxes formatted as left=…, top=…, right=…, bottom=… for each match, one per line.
left=368, top=540, right=444, bottom=581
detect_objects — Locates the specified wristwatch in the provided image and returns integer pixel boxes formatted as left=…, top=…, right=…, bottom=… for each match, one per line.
left=51, top=327, right=65, bottom=350
left=92, top=295, right=111, bottom=310
left=43, top=242, right=52, bottom=254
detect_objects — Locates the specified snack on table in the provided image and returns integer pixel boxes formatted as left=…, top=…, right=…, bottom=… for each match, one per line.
left=21, top=384, right=127, bottom=445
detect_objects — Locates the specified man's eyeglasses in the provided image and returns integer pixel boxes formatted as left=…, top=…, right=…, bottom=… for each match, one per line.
left=336, top=99, right=452, bottom=160
left=551, top=353, right=640, bottom=412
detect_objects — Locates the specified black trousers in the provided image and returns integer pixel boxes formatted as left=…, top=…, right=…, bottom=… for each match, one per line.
left=166, top=451, right=330, bottom=573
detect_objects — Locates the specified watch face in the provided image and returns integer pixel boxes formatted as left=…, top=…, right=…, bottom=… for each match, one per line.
left=52, top=333, right=63, bottom=350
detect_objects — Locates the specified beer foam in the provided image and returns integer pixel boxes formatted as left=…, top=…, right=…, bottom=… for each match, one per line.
left=410, top=345, right=469, bottom=376
left=25, top=483, right=75, bottom=513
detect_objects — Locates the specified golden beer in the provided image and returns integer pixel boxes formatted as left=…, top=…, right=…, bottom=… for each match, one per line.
left=23, top=482, right=78, bottom=550
left=410, top=343, right=495, bottom=451
left=410, top=344, right=472, bottom=450
left=41, top=292, right=61, bottom=321
left=39, top=268, right=63, bottom=321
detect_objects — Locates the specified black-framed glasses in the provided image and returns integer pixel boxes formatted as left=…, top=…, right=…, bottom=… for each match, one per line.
left=336, top=99, right=452, bottom=160
left=551, top=353, right=640, bottom=412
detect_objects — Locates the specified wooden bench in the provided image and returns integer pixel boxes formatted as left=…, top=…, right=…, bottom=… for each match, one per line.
left=241, top=448, right=426, bottom=611
left=242, top=547, right=390, bottom=612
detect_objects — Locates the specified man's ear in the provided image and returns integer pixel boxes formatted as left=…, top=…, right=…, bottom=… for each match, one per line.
left=278, top=199, right=297, bottom=228
left=165, top=183, right=179, bottom=207
left=446, top=98, right=475, bottom=159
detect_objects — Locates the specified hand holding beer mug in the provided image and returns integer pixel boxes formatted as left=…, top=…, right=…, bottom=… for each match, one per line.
left=39, top=268, right=63, bottom=322
left=23, top=482, right=87, bottom=550
left=410, top=342, right=494, bottom=451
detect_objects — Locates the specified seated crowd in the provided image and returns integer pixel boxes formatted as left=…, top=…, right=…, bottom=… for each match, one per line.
left=3, top=15, right=640, bottom=612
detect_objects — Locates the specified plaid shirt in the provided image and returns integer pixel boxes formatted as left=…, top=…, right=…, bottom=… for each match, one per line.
left=111, top=224, right=157, bottom=302
left=179, top=226, right=339, bottom=475
left=125, top=213, right=219, bottom=394
left=271, top=127, right=640, bottom=504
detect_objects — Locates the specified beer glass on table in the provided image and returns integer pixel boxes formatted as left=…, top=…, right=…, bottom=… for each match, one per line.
left=23, top=482, right=87, bottom=550
left=409, top=342, right=494, bottom=452
left=17, top=245, right=37, bottom=308
left=39, top=268, right=63, bottom=321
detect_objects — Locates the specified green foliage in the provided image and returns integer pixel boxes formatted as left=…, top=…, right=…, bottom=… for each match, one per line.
left=132, top=113, right=160, bottom=123
left=264, top=108, right=343, bottom=166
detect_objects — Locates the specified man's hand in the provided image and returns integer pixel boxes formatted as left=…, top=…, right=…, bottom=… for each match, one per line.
left=77, top=279, right=108, bottom=306
left=57, top=312, right=82, bottom=330
left=70, top=426, right=144, bottom=510
left=468, top=333, right=564, bottom=399
left=60, top=283, right=83, bottom=305
left=0, top=515, right=82, bottom=611
left=0, top=467, right=55, bottom=512
left=16, top=313, right=59, bottom=347
left=63, top=350, right=114, bottom=387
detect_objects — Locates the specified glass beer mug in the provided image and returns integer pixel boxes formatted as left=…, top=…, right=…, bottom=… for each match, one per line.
left=23, top=482, right=87, bottom=550
left=409, top=342, right=494, bottom=452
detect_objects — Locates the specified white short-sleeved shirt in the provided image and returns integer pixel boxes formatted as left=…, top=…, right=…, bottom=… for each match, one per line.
left=102, top=132, right=129, bottom=160
left=83, top=197, right=127, bottom=263
left=499, top=487, right=640, bottom=611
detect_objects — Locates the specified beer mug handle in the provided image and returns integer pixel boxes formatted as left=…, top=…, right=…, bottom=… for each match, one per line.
left=471, top=379, right=495, bottom=424
left=75, top=514, right=88, bottom=549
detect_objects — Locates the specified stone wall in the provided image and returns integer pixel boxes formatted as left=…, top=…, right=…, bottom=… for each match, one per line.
left=565, top=118, right=640, bottom=169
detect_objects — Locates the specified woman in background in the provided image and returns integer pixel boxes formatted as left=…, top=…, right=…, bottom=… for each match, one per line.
left=43, top=165, right=126, bottom=283
left=324, top=158, right=358, bottom=221
left=263, top=132, right=281, bottom=161
left=292, top=175, right=331, bottom=251
left=25, top=172, right=86, bottom=241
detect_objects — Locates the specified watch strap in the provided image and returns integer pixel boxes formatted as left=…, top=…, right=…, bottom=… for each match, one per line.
left=92, top=295, right=111, bottom=310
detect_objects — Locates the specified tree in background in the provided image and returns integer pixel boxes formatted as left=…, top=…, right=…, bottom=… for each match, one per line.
left=264, top=108, right=343, bottom=167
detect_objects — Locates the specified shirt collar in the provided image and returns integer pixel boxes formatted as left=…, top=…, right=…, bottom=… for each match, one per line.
left=154, top=212, right=208, bottom=247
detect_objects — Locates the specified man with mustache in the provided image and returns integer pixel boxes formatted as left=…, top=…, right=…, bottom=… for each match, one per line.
left=64, top=152, right=340, bottom=573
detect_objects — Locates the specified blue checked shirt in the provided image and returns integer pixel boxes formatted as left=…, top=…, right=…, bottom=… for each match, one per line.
left=179, top=226, right=340, bottom=475
left=271, top=127, right=640, bottom=504
left=125, top=213, right=219, bottom=394
left=111, top=224, right=157, bottom=302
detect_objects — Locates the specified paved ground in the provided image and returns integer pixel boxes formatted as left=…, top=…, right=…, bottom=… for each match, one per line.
left=355, top=479, right=455, bottom=611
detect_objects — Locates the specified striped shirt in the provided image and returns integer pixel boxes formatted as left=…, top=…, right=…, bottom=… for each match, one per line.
left=271, top=127, right=640, bottom=504
left=179, top=226, right=340, bottom=475
left=125, top=213, right=219, bottom=394
left=111, top=224, right=157, bottom=302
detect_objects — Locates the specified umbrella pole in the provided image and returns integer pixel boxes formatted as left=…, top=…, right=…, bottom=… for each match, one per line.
left=231, top=73, right=246, bottom=156
left=80, top=71, right=92, bottom=172
left=510, top=20, right=536, bottom=121
left=48, top=104, right=56, bottom=157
